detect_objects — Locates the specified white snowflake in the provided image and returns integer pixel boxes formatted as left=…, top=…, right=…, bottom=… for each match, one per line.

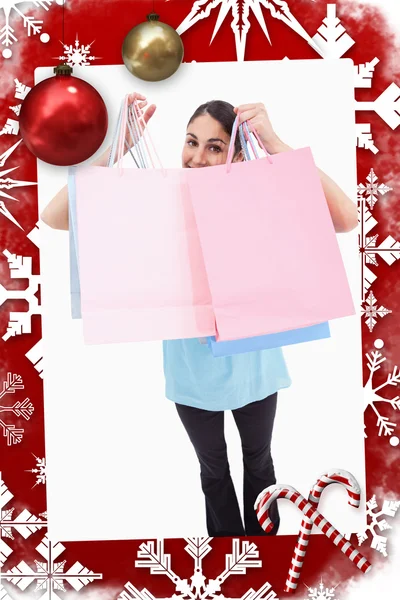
left=0, top=249, right=41, bottom=341
left=353, top=66, right=380, bottom=151
left=0, top=0, right=59, bottom=59
left=119, top=538, right=278, bottom=600
left=361, top=291, right=391, bottom=332
left=356, top=82, right=400, bottom=130
left=0, top=372, right=34, bottom=446
left=312, top=6, right=399, bottom=139
left=354, top=56, right=380, bottom=89
left=290, top=4, right=398, bottom=149
left=0, top=139, right=37, bottom=230
left=1, top=532, right=103, bottom=598
left=356, top=124, right=379, bottom=154
left=0, top=78, right=31, bottom=136
left=364, top=340, right=400, bottom=443
left=311, top=3, right=355, bottom=58
left=25, top=337, right=45, bottom=379
left=25, top=454, right=47, bottom=487
left=358, top=171, right=398, bottom=300
left=357, top=495, right=400, bottom=557
left=55, top=34, right=101, bottom=67
left=0, top=471, right=47, bottom=569
left=14, top=77, right=32, bottom=100
left=304, top=579, right=340, bottom=600
left=27, top=221, right=41, bottom=247
left=173, top=0, right=322, bottom=62
left=358, top=168, right=393, bottom=210
left=0, top=116, right=18, bottom=136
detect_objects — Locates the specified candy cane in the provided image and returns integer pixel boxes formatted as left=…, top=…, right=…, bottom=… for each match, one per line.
left=285, top=470, right=361, bottom=593
left=255, top=484, right=371, bottom=580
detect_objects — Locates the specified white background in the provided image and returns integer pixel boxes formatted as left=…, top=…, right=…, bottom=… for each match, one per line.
left=37, top=59, right=366, bottom=541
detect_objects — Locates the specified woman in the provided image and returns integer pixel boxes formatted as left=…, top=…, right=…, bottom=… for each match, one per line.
left=41, top=93, right=358, bottom=538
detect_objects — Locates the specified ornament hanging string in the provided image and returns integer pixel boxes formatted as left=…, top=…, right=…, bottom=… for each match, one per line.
left=63, top=0, right=65, bottom=47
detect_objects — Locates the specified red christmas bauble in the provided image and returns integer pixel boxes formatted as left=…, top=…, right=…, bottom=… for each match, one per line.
left=19, top=65, right=108, bottom=166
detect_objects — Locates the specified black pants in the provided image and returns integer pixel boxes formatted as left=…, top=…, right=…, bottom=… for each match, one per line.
left=175, top=393, right=279, bottom=537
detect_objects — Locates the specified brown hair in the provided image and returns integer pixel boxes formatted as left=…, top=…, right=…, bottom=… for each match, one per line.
left=187, top=100, right=241, bottom=156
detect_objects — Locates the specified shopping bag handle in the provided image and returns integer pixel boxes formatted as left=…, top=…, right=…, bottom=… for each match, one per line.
left=226, top=113, right=273, bottom=173
left=238, top=123, right=252, bottom=161
left=241, top=122, right=260, bottom=159
left=108, top=96, right=142, bottom=169
left=108, top=95, right=165, bottom=174
left=127, top=98, right=165, bottom=175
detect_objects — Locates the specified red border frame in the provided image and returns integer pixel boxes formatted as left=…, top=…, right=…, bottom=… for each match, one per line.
left=1, top=1, right=399, bottom=597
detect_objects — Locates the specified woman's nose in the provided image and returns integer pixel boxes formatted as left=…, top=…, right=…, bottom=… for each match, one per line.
left=192, top=147, right=207, bottom=166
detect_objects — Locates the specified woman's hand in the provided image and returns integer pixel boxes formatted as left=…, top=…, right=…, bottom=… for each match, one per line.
left=39, top=93, right=156, bottom=230
left=125, top=92, right=157, bottom=147
left=234, top=102, right=357, bottom=233
left=234, top=102, right=284, bottom=154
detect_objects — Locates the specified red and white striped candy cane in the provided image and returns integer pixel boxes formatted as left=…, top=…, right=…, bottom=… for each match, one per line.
left=255, top=484, right=371, bottom=582
left=285, top=470, right=361, bottom=593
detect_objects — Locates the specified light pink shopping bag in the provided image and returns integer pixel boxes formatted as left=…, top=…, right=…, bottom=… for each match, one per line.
left=186, top=117, right=355, bottom=342
left=73, top=98, right=215, bottom=345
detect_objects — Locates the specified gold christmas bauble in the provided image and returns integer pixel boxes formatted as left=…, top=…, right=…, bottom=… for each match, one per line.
left=122, top=13, right=184, bottom=82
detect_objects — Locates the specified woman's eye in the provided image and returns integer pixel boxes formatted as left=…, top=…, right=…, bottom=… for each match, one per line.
left=187, top=140, right=197, bottom=147
left=209, top=145, right=222, bottom=153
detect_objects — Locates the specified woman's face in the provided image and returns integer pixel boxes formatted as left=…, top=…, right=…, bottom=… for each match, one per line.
left=182, top=114, right=240, bottom=168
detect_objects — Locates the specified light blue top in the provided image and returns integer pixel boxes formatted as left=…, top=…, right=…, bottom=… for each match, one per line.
left=163, top=338, right=291, bottom=411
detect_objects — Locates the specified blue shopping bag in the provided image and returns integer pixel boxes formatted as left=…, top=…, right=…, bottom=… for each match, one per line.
left=68, top=169, right=81, bottom=319
left=207, top=322, right=331, bottom=357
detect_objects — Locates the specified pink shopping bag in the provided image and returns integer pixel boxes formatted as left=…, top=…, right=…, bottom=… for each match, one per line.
left=74, top=97, right=215, bottom=344
left=186, top=117, right=355, bottom=342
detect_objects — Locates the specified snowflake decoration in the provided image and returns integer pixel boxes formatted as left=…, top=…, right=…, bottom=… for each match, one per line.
left=27, top=220, right=41, bottom=247
left=55, top=34, right=101, bottom=67
left=364, top=340, right=400, bottom=443
left=0, top=372, right=34, bottom=446
left=0, top=0, right=59, bottom=59
left=361, top=291, right=391, bottom=332
left=358, top=171, right=398, bottom=300
left=311, top=3, right=355, bottom=58
left=0, top=471, right=47, bottom=569
left=174, top=2, right=396, bottom=143
left=1, top=532, right=103, bottom=598
left=356, top=82, right=400, bottom=130
left=356, top=124, right=379, bottom=154
left=354, top=57, right=380, bottom=89
left=0, top=139, right=37, bottom=230
left=357, top=494, right=400, bottom=557
left=352, top=51, right=399, bottom=151
left=358, top=168, right=393, bottom=210
left=25, top=337, right=45, bottom=379
left=25, top=454, right=47, bottom=487
left=173, top=0, right=322, bottom=62
left=0, top=78, right=31, bottom=136
left=0, top=249, right=41, bottom=342
left=304, top=579, right=340, bottom=600
left=309, top=5, right=399, bottom=140
left=119, top=538, right=278, bottom=600
left=350, top=28, right=400, bottom=132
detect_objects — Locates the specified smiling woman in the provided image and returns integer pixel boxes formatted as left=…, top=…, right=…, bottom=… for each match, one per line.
left=183, top=100, right=243, bottom=167
left=162, top=96, right=357, bottom=538
left=40, top=89, right=358, bottom=540
left=163, top=98, right=292, bottom=537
